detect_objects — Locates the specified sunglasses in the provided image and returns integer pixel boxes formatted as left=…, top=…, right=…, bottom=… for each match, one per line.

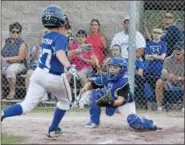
left=176, top=53, right=182, bottom=56
left=76, top=34, right=86, bottom=38
left=164, top=16, right=173, bottom=19
left=11, top=30, right=20, bottom=34
left=153, top=31, right=162, bottom=35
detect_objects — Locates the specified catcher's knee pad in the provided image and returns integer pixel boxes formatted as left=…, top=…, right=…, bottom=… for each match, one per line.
left=105, top=107, right=116, bottom=116
left=127, top=114, right=157, bottom=131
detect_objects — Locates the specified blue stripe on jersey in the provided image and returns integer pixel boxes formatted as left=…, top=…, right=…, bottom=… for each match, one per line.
left=39, top=32, right=68, bottom=74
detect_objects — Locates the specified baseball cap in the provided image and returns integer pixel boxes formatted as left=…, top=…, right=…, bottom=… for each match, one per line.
left=123, top=16, right=130, bottom=22
left=174, top=42, right=184, bottom=51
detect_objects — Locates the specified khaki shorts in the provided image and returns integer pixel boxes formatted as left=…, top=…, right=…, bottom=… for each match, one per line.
left=4, top=63, right=25, bottom=78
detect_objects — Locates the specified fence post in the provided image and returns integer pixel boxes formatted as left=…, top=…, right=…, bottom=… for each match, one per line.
left=128, top=1, right=137, bottom=94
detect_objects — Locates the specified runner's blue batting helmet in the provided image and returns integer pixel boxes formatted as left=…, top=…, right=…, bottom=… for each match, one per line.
left=42, top=5, right=65, bottom=28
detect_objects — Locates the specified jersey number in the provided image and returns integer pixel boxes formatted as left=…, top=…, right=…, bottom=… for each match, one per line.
left=41, top=48, right=52, bottom=68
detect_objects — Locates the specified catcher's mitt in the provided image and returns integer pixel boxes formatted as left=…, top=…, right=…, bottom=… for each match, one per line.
left=95, top=89, right=114, bottom=107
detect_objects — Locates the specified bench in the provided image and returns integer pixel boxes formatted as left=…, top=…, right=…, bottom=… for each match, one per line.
left=1, top=71, right=27, bottom=100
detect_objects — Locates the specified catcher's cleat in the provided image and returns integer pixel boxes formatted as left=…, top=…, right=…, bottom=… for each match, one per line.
left=85, top=121, right=98, bottom=128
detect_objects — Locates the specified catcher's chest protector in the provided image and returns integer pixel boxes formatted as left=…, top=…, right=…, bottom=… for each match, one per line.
left=106, top=77, right=129, bottom=100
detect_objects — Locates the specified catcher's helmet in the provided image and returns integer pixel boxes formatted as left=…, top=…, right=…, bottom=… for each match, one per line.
left=42, top=5, right=65, bottom=28
left=107, top=57, right=128, bottom=81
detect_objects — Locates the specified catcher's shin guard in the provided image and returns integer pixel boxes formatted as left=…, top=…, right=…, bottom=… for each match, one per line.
left=89, top=103, right=101, bottom=125
left=127, top=114, right=162, bottom=131
left=89, top=91, right=102, bottom=125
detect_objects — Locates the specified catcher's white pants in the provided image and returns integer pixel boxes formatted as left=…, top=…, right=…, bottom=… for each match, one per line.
left=117, top=102, right=136, bottom=125
left=20, top=67, right=72, bottom=113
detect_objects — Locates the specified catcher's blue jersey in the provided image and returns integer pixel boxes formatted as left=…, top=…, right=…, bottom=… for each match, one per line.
left=39, top=32, right=68, bottom=74
left=92, top=75, right=134, bottom=103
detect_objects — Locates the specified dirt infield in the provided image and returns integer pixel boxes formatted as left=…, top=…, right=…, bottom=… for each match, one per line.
left=1, top=110, right=184, bottom=144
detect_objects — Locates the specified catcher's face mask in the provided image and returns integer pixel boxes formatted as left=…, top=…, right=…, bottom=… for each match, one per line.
left=108, top=65, right=122, bottom=81
left=107, top=57, right=128, bottom=81
left=108, top=65, right=121, bottom=75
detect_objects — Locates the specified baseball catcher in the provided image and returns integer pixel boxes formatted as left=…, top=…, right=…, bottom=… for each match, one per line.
left=80, top=57, right=161, bottom=131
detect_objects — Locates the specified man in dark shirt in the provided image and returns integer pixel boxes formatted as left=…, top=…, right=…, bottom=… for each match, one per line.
left=161, top=12, right=184, bottom=56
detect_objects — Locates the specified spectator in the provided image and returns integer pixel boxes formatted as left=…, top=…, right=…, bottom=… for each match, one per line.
left=68, top=35, right=76, bottom=49
left=69, top=30, right=97, bottom=85
left=136, top=49, right=145, bottom=78
left=87, top=19, right=108, bottom=68
left=63, top=14, right=72, bottom=37
left=110, top=44, right=122, bottom=57
left=144, top=26, right=167, bottom=102
left=25, top=30, right=46, bottom=87
left=25, top=29, right=49, bottom=101
left=135, top=47, right=146, bottom=108
left=144, top=12, right=184, bottom=57
left=155, top=42, right=184, bottom=111
left=175, top=19, right=184, bottom=36
left=111, top=16, right=146, bottom=61
left=1, top=22, right=28, bottom=100
left=99, top=44, right=122, bottom=75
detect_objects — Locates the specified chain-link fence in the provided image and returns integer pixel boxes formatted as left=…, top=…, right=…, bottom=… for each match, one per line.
left=1, top=1, right=184, bottom=113
left=134, top=0, right=184, bottom=112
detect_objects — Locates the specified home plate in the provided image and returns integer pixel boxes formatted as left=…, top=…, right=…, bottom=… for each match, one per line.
left=98, top=139, right=114, bottom=144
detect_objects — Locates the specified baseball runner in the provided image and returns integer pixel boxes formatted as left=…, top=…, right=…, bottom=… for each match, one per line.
left=81, top=57, right=161, bottom=131
left=1, top=5, right=89, bottom=140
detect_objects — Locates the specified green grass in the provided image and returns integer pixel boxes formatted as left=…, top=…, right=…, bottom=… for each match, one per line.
left=32, top=107, right=89, bottom=113
left=1, top=102, right=89, bottom=113
left=1, top=133, right=25, bottom=144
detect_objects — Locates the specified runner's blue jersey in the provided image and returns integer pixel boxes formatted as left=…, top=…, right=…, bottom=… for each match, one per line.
left=39, top=32, right=68, bottom=74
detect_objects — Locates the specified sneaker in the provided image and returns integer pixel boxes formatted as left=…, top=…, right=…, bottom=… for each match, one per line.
left=1, top=111, right=5, bottom=121
left=1, top=115, right=5, bottom=122
left=6, top=95, right=15, bottom=100
left=46, top=127, right=63, bottom=140
left=157, top=105, right=166, bottom=111
left=55, top=127, right=63, bottom=134
left=157, top=106, right=163, bottom=111
left=46, top=131, right=57, bottom=140
left=182, top=107, right=184, bottom=113
left=85, top=121, right=98, bottom=128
